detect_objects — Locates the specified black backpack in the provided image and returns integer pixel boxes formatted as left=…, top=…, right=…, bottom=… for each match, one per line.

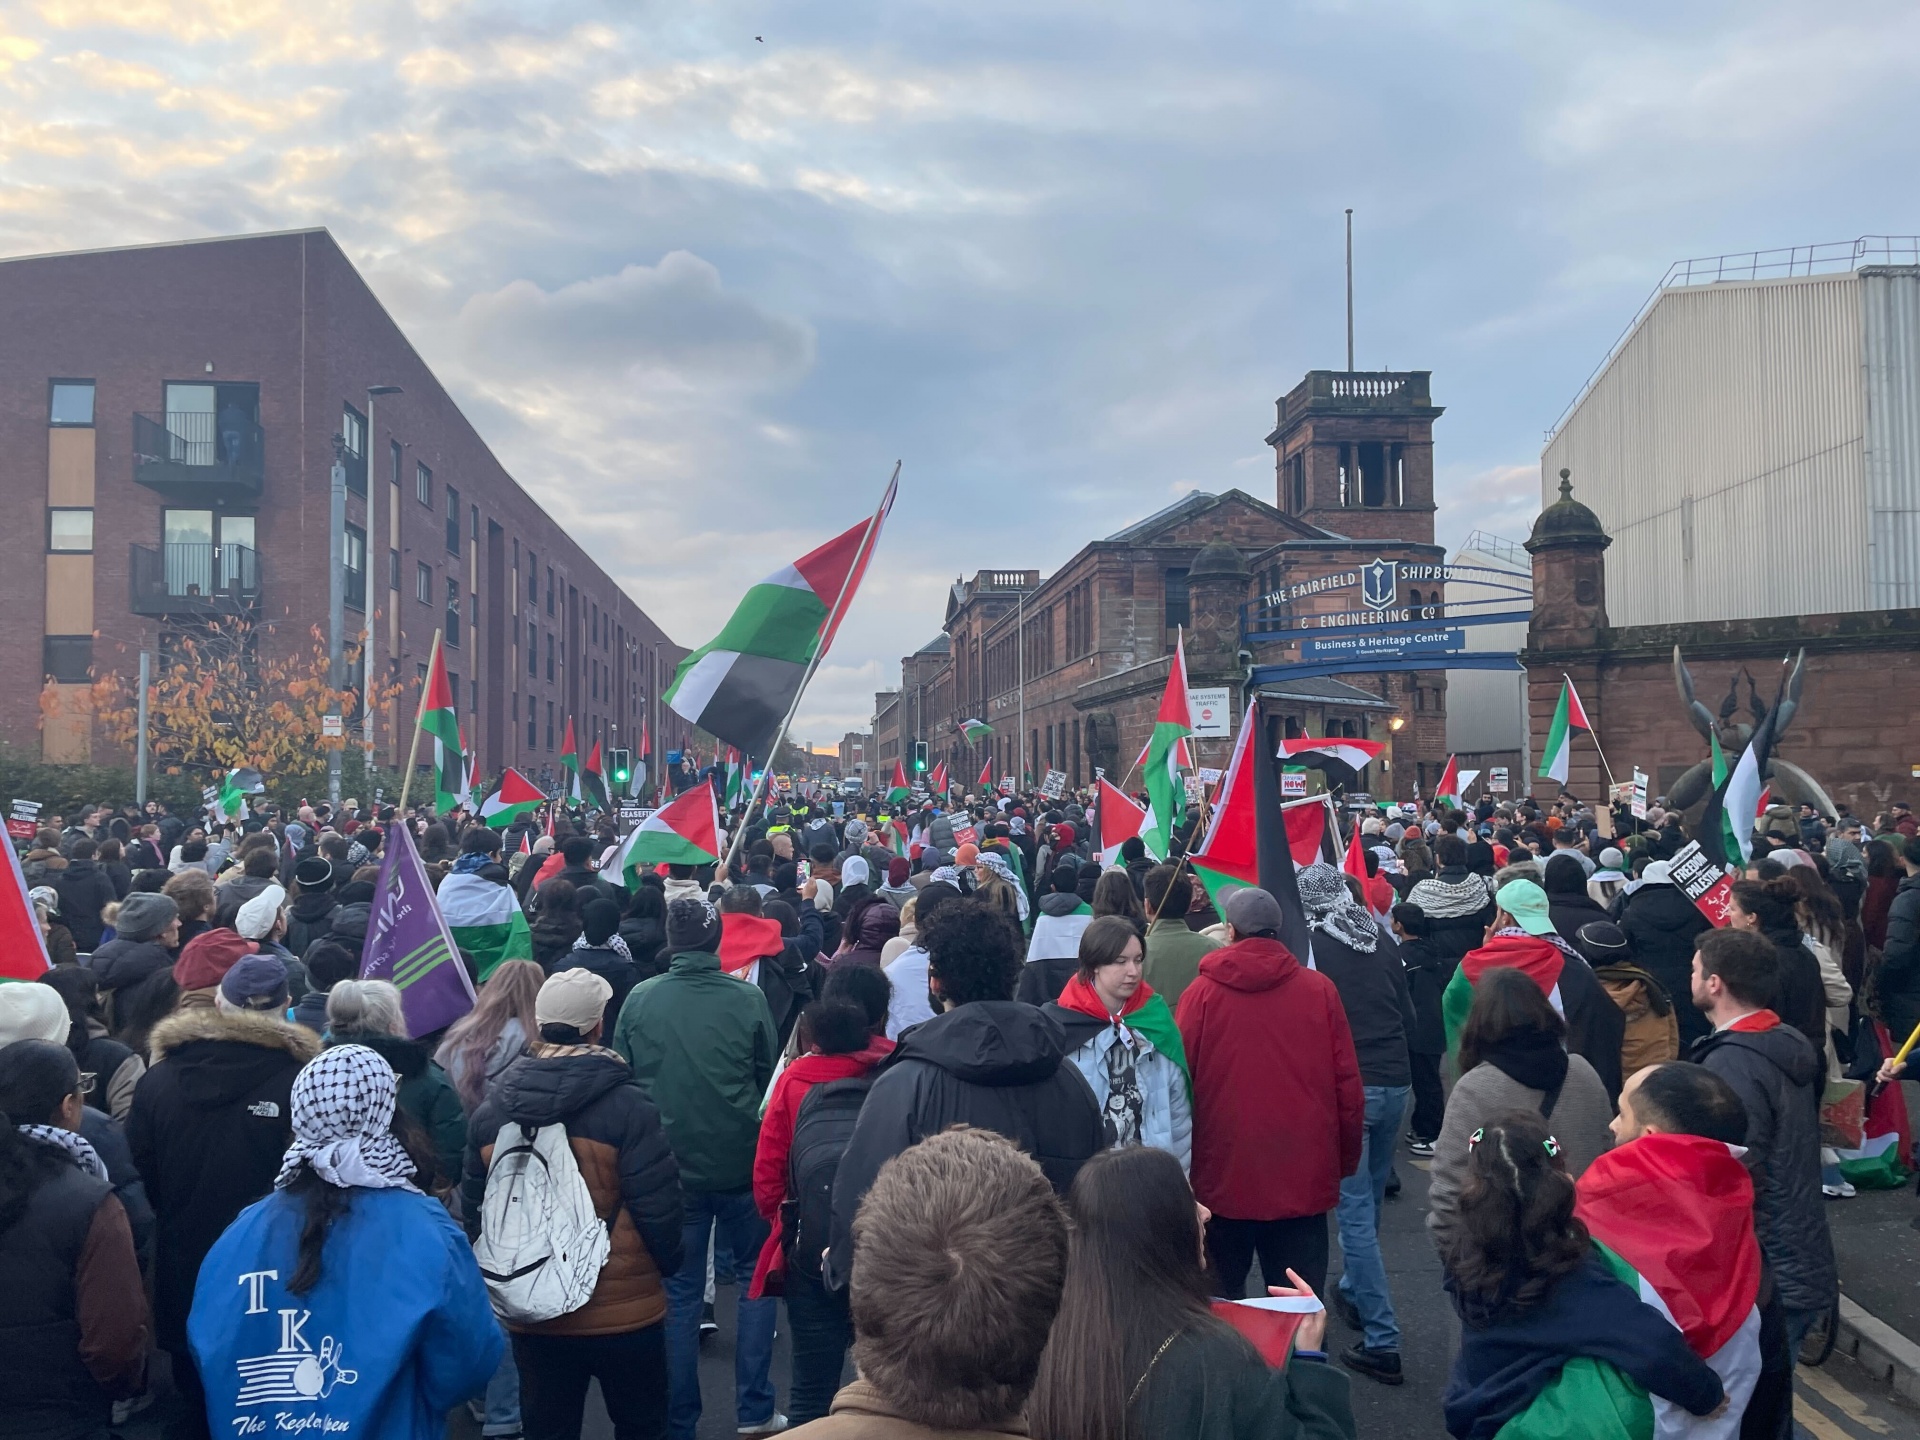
left=781, top=1075, right=872, bottom=1281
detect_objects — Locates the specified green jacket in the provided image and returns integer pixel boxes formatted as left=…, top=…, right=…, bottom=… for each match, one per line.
left=612, top=950, right=777, bottom=1193
left=1144, top=918, right=1221, bottom=1012
left=1136, top=1323, right=1355, bottom=1440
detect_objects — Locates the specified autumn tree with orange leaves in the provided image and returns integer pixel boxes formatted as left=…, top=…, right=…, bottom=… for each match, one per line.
left=76, top=620, right=402, bottom=787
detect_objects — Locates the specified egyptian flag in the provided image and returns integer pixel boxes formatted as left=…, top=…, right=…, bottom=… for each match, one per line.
left=1096, top=779, right=1147, bottom=867
left=1576, top=1133, right=1764, bottom=1439
left=1442, top=934, right=1566, bottom=1055
left=1275, top=736, right=1383, bottom=773
left=666, top=473, right=897, bottom=754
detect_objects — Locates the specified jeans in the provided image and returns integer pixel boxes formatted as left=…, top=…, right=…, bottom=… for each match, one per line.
left=1335, top=1084, right=1409, bottom=1353
left=664, top=1189, right=777, bottom=1439
left=784, top=1264, right=852, bottom=1425
left=513, top=1326, right=667, bottom=1440
left=482, top=1327, right=521, bottom=1436
left=1205, top=1213, right=1329, bottom=1299
left=1408, top=1053, right=1445, bottom=1141
left=1782, top=1305, right=1823, bottom=1363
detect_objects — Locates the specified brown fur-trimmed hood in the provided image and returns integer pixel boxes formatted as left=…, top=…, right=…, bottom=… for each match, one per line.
left=148, top=1006, right=321, bottom=1065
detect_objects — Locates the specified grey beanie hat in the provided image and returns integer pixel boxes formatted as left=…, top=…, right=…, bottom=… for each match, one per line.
left=115, top=891, right=179, bottom=942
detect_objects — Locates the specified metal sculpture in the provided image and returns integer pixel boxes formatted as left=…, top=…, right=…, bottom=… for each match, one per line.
left=1668, top=646, right=1835, bottom=824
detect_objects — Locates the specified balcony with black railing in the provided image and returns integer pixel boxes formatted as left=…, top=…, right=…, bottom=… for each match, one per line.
left=132, top=410, right=264, bottom=498
left=131, top=542, right=262, bottom=616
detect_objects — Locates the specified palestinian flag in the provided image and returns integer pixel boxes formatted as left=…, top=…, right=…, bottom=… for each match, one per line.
left=1135, top=735, right=1194, bottom=772
left=929, top=760, right=950, bottom=795
left=584, top=739, right=611, bottom=811
left=977, top=756, right=994, bottom=793
left=961, top=718, right=994, bottom=744
left=560, top=716, right=581, bottom=803
left=435, top=868, right=533, bottom=981
left=666, top=472, right=897, bottom=754
left=1836, top=1023, right=1915, bottom=1188
left=0, top=832, right=50, bottom=981
left=724, top=748, right=746, bottom=809
left=215, top=766, right=265, bottom=823
left=1721, top=733, right=1769, bottom=869
left=1342, top=817, right=1369, bottom=885
left=481, top=768, right=544, bottom=830
left=1434, top=754, right=1462, bottom=809
left=421, top=645, right=466, bottom=814
left=886, top=759, right=910, bottom=804
left=1096, top=778, right=1147, bottom=866
left=612, top=784, right=723, bottom=885
left=1189, top=707, right=1300, bottom=904
left=1138, top=633, right=1193, bottom=861
left=516, top=829, right=530, bottom=856
left=1275, top=737, right=1383, bottom=772
left=1537, top=676, right=1591, bottom=785
left=1443, top=935, right=1566, bottom=1055
left=883, top=816, right=911, bottom=858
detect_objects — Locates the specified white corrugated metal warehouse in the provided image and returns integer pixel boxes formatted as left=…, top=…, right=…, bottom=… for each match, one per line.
left=1543, top=238, right=1920, bottom=626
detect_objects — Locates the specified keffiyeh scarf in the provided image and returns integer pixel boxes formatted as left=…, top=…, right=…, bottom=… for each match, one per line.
left=1295, top=862, right=1379, bottom=953
left=976, top=852, right=1030, bottom=920
left=574, top=931, right=634, bottom=961
left=275, top=1045, right=420, bottom=1193
left=18, top=1124, right=107, bottom=1180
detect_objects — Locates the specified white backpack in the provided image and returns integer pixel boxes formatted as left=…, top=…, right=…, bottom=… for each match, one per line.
left=473, top=1121, right=611, bottom=1323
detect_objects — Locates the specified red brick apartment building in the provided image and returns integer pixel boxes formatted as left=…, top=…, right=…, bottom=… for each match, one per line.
left=0, top=229, right=690, bottom=778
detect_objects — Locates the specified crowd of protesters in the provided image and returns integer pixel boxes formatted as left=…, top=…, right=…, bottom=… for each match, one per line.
left=1, top=773, right=1916, bottom=1440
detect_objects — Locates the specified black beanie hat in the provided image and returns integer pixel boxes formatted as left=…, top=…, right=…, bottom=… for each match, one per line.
left=667, top=896, right=723, bottom=954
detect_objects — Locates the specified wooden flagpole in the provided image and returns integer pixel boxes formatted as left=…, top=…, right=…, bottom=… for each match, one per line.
left=396, top=629, right=444, bottom=816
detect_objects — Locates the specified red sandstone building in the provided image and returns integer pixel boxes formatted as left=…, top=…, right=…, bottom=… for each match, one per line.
left=0, top=229, right=691, bottom=782
left=879, top=370, right=1460, bottom=802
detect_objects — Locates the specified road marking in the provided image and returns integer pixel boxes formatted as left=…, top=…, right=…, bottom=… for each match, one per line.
left=1798, top=1365, right=1891, bottom=1434
left=1794, top=1393, right=1856, bottom=1440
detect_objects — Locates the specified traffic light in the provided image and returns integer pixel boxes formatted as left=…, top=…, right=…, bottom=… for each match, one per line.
left=610, top=747, right=631, bottom=788
left=914, top=740, right=928, bottom=773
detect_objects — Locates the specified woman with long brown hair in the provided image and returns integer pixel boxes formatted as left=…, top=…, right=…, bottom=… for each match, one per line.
left=434, top=959, right=543, bottom=1113
left=1027, top=1146, right=1351, bottom=1440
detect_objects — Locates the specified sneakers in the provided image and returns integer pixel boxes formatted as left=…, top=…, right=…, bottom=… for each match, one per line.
left=1406, top=1136, right=1435, bottom=1157
left=1329, top=1286, right=1363, bottom=1331
left=1822, top=1180, right=1857, bottom=1198
left=1340, top=1343, right=1405, bottom=1386
left=700, top=1301, right=719, bottom=1341
left=738, top=1417, right=789, bottom=1437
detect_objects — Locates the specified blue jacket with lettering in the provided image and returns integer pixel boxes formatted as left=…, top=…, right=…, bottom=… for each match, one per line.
left=188, top=1186, right=500, bottom=1440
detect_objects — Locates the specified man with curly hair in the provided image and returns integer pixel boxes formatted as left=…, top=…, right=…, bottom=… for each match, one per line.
left=824, top=896, right=1101, bottom=1291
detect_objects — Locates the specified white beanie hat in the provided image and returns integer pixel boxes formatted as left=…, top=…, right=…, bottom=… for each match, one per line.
left=0, top=984, right=71, bottom=1046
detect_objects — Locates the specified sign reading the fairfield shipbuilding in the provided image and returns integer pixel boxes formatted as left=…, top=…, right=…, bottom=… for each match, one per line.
left=1260, top=558, right=1459, bottom=629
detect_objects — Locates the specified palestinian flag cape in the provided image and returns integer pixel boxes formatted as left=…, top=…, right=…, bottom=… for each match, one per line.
left=1486, top=1350, right=1652, bottom=1440
left=1138, top=633, right=1193, bottom=861
left=1096, top=778, right=1147, bottom=866
left=421, top=645, right=466, bottom=814
left=0, top=833, right=50, bottom=981
left=560, top=717, right=582, bottom=803
left=885, top=759, right=910, bottom=804
left=612, top=784, right=722, bottom=886
left=1442, top=932, right=1567, bottom=1056
left=435, top=867, right=534, bottom=981
left=1434, top=754, right=1461, bottom=810
left=666, top=472, right=896, bottom=754
left=1575, top=1134, right=1764, bottom=1440
left=1051, top=974, right=1191, bottom=1097
left=480, top=768, right=544, bottom=830
left=882, top=816, right=911, bottom=859
left=1537, top=676, right=1590, bottom=785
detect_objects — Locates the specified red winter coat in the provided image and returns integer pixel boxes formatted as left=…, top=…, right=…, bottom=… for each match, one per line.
left=748, top=1037, right=894, bottom=1297
left=1176, top=935, right=1363, bottom=1220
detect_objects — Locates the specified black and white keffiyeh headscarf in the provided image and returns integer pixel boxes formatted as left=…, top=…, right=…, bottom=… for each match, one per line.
left=574, top=931, right=634, bottom=961
left=275, top=1045, right=419, bottom=1193
left=976, top=851, right=1030, bottom=921
left=18, top=1124, right=107, bottom=1180
left=1295, top=862, right=1379, bottom=953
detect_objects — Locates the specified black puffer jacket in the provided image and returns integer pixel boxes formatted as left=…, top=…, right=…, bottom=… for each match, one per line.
left=88, top=936, right=177, bottom=1015
left=51, top=859, right=117, bottom=953
left=1758, top=924, right=1827, bottom=1061
left=282, top=891, right=340, bottom=958
left=1692, top=1020, right=1835, bottom=1313
left=1618, top=883, right=1715, bottom=1046
left=617, top=916, right=669, bottom=980
left=1407, top=869, right=1494, bottom=971
left=126, top=1008, right=318, bottom=1350
left=552, top=945, right=641, bottom=1037
left=1875, top=872, right=1920, bottom=1039
left=463, top=1047, right=684, bottom=1335
left=826, top=1000, right=1102, bottom=1290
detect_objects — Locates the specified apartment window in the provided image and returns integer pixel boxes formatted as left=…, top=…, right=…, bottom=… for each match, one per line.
left=49, top=381, right=95, bottom=427
left=546, top=700, right=555, bottom=750
left=446, top=576, right=462, bottom=647
left=416, top=461, right=431, bottom=506
left=47, top=508, right=93, bottom=553
left=528, top=710, right=537, bottom=748
left=341, top=404, right=367, bottom=495
left=471, top=504, right=480, bottom=542
left=448, top=672, right=460, bottom=717
left=528, top=626, right=539, bottom=677
left=389, top=548, right=400, bottom=593
left=445, top=485, right=461, bottom=556
left=545, top=632, right=555, bottom=681
left=390, top=440, right=403, bottom=490
left=343, top=524, right=367, bottom=611
left=416, top=562, right=432, bottom=604
left=546, top=566, right=555, bottom=615
left=43, top=636, right=93, bottom=683
left=526, top=552, right=536, bottom=608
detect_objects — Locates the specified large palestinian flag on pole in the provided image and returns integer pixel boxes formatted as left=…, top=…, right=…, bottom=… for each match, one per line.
left=436, top=867, right=534, bottom=981
left=0, top=830, right=49, bottom=981
left=1137, top=632, right=1193, bottom=861
left=421, top=643, right=466, bottom=814
left=584, top=740, right=611, bottom=812
left=480, top=769, right=544, bottom=829
left=560, top=717, right=582, bottom=803
left=977, top=756, right=994, bottom=793
left=1096, top=779, right=1147, bottom=867
left=611, top=783, right=723, bottom=887
left=1576, top=1134, right=1764, bottom=1440
left=929, top=760, right=950, bottom=795
left=1537, top=676, right=1591, bottom=785
left=666, top=470, right=898, bottom=754
left=885, top=759, right=910, bottom=804
left=1434, top=754, right=1462, bottom=810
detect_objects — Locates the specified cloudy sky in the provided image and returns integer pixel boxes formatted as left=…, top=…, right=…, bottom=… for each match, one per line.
left=2, top=1, right=1914, bottom=743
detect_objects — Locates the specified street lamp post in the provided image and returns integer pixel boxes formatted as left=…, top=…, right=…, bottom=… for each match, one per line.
left=364, top=385, right=401, bottom=768
left=327, top=435, right=346, bottom=807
